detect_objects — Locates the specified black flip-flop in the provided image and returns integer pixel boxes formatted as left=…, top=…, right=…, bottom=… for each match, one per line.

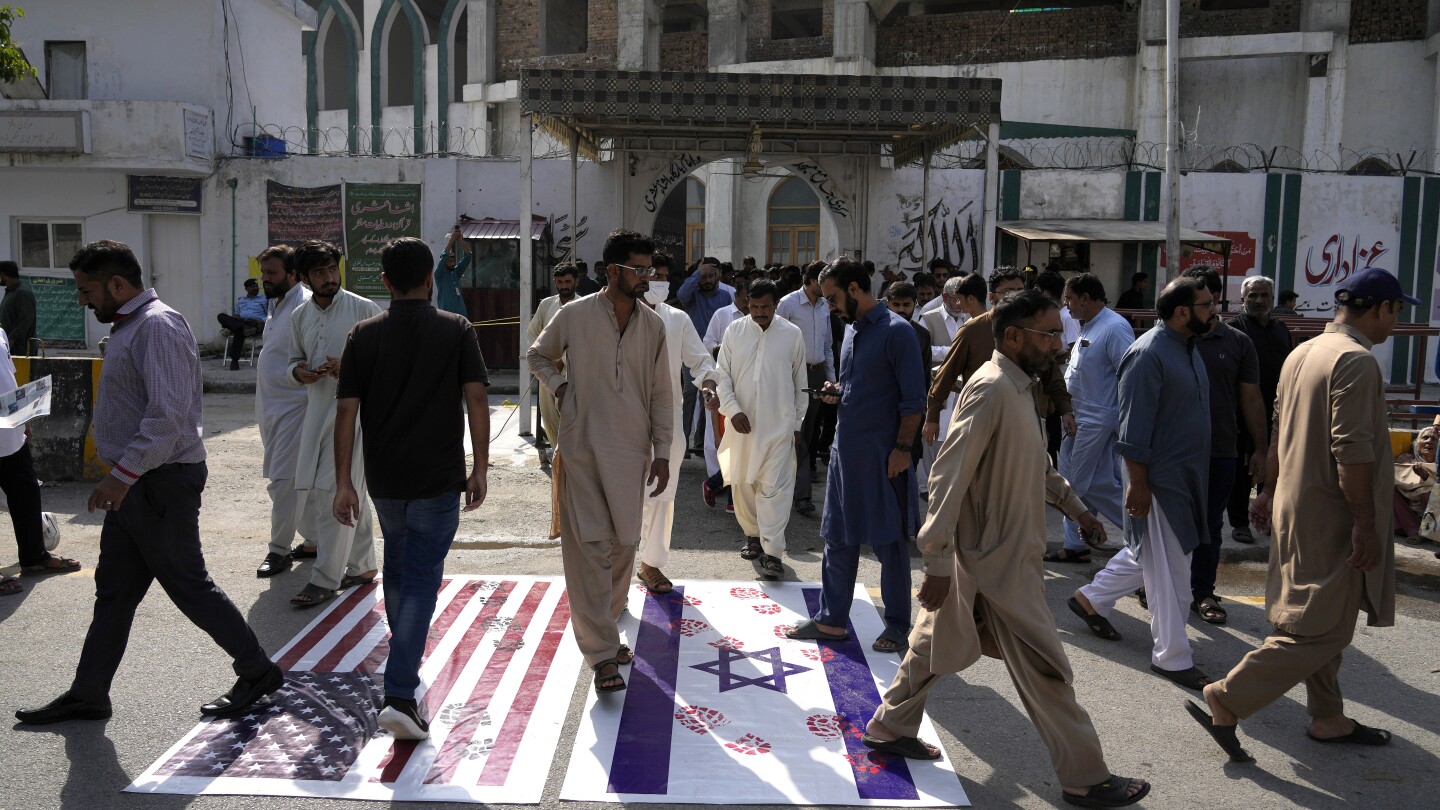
left=1151, top=664, right=1212, bottom=691
left=758, top=554, right=784, bottom=579
left=739, top=537, right=762, bottom=561
left=785, top=619, right=848, bottom=642
left=1184, top=700, right=1255, bottom=763
left=1068, top=597, right=1122, bottom=641
left=872, top=627, right=909, bottom=655
left=1307, top=722, right=1392, bottom=746
left=1061, top=774, right=1152, bottom=807
left=290, top=584, right=337, bottom=609
left=861, top=732, right=940, bottom=760
left=1043, top=548, right=1092, bottom=564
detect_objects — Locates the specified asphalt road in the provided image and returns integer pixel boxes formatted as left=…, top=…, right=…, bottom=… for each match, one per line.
left=2, top=393, right=1438, bottom=810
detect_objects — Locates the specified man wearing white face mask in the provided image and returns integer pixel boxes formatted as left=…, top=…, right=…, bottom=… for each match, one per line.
left=636, top=253, right=720, bottom=594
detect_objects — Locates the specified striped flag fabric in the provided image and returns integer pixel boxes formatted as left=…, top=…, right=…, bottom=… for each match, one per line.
left=127, top=575, right=582, bottom=804
left=561, top=580, right=971, bottom=806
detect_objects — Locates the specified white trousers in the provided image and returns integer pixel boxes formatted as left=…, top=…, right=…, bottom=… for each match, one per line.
left=732, top=475, right=795, bottom=558
left=703, top=410, right=720, bottom=478
left=1078, top=497, right=1195, bottom=671
left=298, top=486, right=376, bottom=590
left=267, top=478, right=316, bottom=557
left=638, top=498, right=675, bottom=569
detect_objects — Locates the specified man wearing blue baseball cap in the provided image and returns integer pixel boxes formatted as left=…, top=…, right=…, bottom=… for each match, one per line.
left=1187, top=267, right=1410, bottom=762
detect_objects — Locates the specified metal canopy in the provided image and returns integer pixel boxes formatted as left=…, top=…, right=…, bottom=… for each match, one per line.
left=456, top=216, right=549, bottom=241
left=997, top=219, right=1231, bottom=254
left=519, top=69, right=1002, bottom=164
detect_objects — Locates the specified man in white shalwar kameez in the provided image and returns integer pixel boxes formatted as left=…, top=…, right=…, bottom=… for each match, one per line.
left=716, top=280, right=808, bottom=575
left=701, top=283, right=749, bottom=508
left=254, top=246, right=316, bottom=577
left=635, top=263, right=718, bottom=594
left=528, top=264, right=579, bottom=463
left=283, top=242, right=383, bottom=607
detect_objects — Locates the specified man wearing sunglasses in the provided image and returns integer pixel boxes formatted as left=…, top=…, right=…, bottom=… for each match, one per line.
left=527, top=229, right=674, bottom=694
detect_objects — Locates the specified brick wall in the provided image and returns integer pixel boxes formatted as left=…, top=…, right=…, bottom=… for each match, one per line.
left=496, top=0, right=618, bottom=82
left=1178, top=0, right=1301, bottom=39
left=1350, top=0, right=1427, bottom=43
left=876, top=8, right=1137, bottom=66
left=747, top=0, right=835, bottom=63
left=661, top=31, right=710, bottom=71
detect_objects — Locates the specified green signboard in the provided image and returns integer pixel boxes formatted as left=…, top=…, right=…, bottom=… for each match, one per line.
left=344, top=183, right=422, bottom=300
left=24, top=276, right=87, bottom=350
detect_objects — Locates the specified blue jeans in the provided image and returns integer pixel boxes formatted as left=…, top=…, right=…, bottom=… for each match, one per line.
left=373, top=492, right=461, bottom=700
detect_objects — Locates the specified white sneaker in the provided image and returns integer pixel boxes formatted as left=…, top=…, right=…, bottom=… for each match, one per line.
left=42, top=512, right=60, bottom=551
left=378, top=699, right=429, bottom=741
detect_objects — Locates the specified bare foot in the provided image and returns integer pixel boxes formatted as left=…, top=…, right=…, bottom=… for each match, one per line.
left=1202, top=683, right=1237, bottom=726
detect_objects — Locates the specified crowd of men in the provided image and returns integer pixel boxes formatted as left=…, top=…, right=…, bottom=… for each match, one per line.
left=0, top=224, right=1412, bottom=808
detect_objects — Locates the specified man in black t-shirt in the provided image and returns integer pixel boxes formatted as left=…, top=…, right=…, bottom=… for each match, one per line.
left=333, top=237, right=490, bottom=742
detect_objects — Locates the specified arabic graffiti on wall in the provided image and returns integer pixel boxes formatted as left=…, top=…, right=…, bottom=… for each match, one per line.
left=1304, top=234, right=1389, bottom=287
left=790, top=162, right=850, bottom=218
left=888, top=195, right=977, bottom=275
left=643, top=154, right=706, bottom=213
left=550, top=212, right=590, bottom=263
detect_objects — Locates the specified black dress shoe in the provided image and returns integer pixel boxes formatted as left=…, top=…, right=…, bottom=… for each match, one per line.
left=256, top=552, right=293, bottom=578
left=16, top=692, right=112, bottom=725
left=201, top=666, right=284, bottom=717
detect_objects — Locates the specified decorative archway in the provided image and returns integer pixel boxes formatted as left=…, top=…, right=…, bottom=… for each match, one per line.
left=305, top=0, right=361, bottom=153
left=369, top=0, right=429, bottom=154
left=436, top=0, right=467, bottom=152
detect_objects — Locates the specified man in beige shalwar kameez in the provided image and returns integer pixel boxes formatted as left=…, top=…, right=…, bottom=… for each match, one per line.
left=526, top=229, right=673, bottom=694
left=1190, top=267, right=1402, bottom=762
left=864, top=290, right=1150, bottom=808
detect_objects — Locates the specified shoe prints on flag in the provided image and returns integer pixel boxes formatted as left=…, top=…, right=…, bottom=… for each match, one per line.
left=127, top=576, right=582, bottom=804
left=561, top=580, right=971, bottom=806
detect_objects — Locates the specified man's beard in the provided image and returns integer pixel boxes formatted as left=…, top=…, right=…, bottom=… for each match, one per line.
left=313, top=282, right=340, bottom=299
left=1187, top=312, right=1213, bottom=335
left=1245, top=303, right=1269, bottom=318
left=619, top=276, right=646, bottom=299
left=1016, top=343, right=1054, bottom=376
left=837, top=295, right=860, bottom=324
left=263, top=279, right=290, bottom=299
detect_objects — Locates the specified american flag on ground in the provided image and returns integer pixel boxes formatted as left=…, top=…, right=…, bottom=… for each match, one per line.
left=128, top=575, right=582, bottom=804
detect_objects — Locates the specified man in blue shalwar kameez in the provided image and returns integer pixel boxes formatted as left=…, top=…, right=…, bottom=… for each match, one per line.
left=786, top=260, right=927, bottom=654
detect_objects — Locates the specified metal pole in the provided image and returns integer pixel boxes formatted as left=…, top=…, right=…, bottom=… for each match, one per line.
left=981, top=121, right=999, bottom=274
left=570, top=131, right=580, bottom=261
left=1164, top=0, right=1181, bottom=283
left=518, top=113, right=534, bottom=436
left=920, top=147, right=931, bottom=274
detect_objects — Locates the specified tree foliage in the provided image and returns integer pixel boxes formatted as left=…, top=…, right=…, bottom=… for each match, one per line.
left=0, top=6, right=36, bottom=86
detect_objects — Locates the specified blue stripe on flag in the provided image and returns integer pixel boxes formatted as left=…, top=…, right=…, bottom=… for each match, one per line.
left=607, top=587, right=686, bottom=794
left=803, top=587, right=919, bottom=801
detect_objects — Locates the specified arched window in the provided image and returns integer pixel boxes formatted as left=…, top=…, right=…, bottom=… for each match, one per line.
left=1347, top=157, right=1396, bottom=176
left=768, top=177, right=820, bottom=266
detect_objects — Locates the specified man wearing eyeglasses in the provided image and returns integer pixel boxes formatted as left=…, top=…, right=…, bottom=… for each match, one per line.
left=1071, top=277, right=1216, bottom=693
left=527, top=229, right=674, bottom=694
left=863, top=289, right=1149, bottom=808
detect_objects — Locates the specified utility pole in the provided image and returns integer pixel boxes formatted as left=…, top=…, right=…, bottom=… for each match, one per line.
left=1164, top=0, right=1181, bottom=282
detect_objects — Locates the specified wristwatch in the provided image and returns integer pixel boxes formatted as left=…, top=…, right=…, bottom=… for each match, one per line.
left=894, top=442, right=913, bottom=453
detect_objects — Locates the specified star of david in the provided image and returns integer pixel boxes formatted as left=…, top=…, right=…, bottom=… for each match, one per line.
left=690, top=646, right=811, bottom=693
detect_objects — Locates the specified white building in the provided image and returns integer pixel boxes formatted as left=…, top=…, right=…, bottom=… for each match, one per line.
left=2, top=0, right=1438, bottom=379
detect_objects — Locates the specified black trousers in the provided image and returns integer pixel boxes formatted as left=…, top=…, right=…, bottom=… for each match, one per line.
left=1228, top=452, right=1261, bottom=530
left=70, top=463, right=271, bottom=702
left=1, top=443, right=46, bottom=567
left=216, top=314, right=263, bottom=361
left=794, top=366, right=828, bottom=505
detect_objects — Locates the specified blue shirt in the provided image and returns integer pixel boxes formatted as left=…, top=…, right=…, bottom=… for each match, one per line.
left=234, top=294, right=268, bottom=321
left=676, top=272, right=733, bottom=336
left=821, top=302, right=927, bottom=547
left=776, top=288, right=836, bottom=381
left=1064, top=306, right=1134, bottom=424
left=434, top=251, right=471, bottom=318
left=1117, top=323, right=1210, bottom=554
